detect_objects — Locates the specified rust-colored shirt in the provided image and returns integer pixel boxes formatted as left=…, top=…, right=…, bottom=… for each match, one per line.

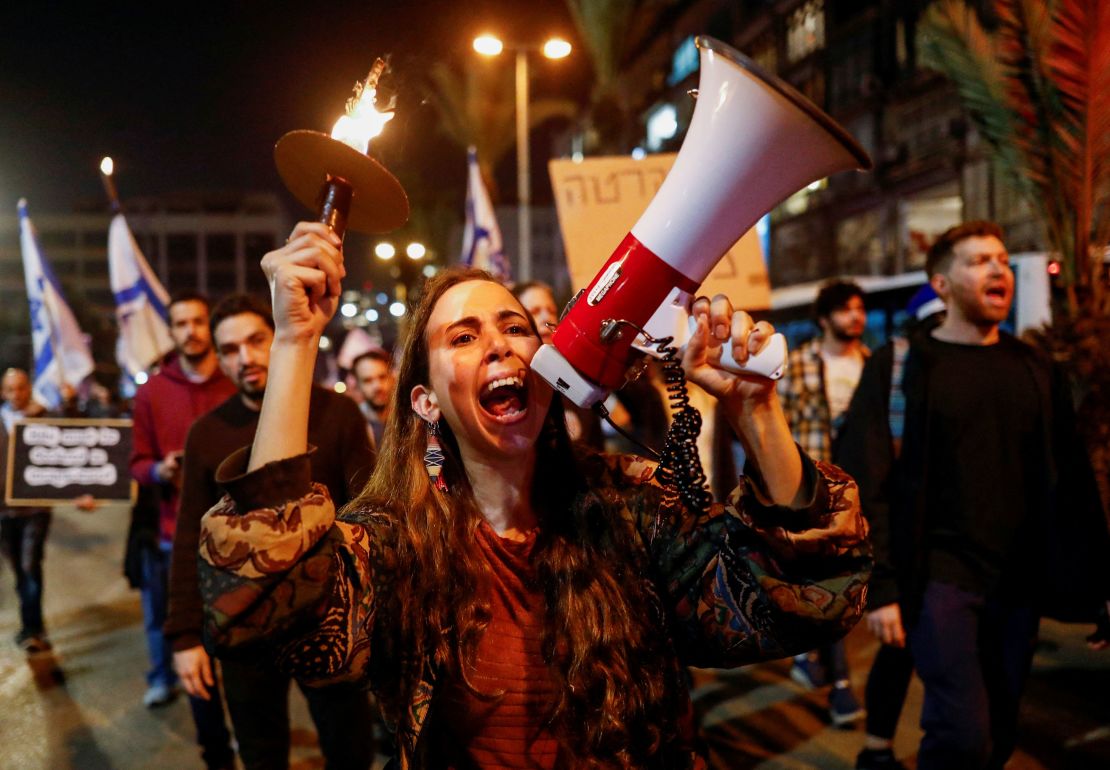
left=438, top=522, right=558, bottom=769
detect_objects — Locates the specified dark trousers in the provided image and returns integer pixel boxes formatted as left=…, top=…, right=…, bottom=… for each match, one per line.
left=908, top=581, right=1039, bottom=770
left=221, top=656, right=376, bottom=770
left=863, top=641, right=914, bottom=739
left=0, top=511, right=52, bottom=636
left=142, top=544, right=233, bottom=768
left=186, top=692, right=236, bottom=770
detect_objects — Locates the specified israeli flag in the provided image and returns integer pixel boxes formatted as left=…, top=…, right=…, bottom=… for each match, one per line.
left=460, top=147, right=510, bottom=281
left=108, top=213, right=173, bottom=378
left=17, top=199, right=96, bottom=409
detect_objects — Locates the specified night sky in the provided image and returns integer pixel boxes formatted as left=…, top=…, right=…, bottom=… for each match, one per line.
left=0, top=1, right=589, bottom=216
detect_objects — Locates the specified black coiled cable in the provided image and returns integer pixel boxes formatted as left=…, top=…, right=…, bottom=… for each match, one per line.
left=590, top=319, right=713, bottom=518
left=652, top=336, right=713, bottom=516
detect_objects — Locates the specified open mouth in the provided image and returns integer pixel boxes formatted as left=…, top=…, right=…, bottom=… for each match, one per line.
left=478, top=372, right=529, bottom=423
left=984, top=285, right=1009, bottom=304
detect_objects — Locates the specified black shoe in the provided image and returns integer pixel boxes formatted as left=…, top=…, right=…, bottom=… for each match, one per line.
left=15, top=630, right=52, bottom=654
left=856, top=747, right=908, bottom=770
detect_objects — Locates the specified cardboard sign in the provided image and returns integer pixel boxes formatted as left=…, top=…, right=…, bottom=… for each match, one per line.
left=5, top=418, right=135, bottom=505
left=549, top=154, right=771, bottom=309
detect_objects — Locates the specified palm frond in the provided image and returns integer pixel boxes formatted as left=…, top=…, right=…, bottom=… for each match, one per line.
left=1048, top=0, right=1110, bottom=298
left=994, top=0, right=1074, bottom=268
left=564, top=0, right=637, bottom=89
left=919, top=1, right=1034, bottom=200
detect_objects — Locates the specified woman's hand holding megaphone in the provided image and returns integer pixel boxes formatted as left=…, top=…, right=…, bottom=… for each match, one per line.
left=684, top=294, right=803, bottom=506
left=683, top=294, right=778, bottom=404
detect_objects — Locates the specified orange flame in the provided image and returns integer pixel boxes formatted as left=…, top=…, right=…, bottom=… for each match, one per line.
left=331, top=59, right=395, bottom=153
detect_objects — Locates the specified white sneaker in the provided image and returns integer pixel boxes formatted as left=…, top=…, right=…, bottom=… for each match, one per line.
left=143, top=683, right=178, bottom=708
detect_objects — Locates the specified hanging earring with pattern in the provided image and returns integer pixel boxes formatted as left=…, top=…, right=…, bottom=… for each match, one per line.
left=424, top=419, right=449, bottom=492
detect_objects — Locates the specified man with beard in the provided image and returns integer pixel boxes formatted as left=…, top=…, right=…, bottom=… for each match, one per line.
left=129, top=292, right=236, bottom=766
left=838, top=221, right=1109, bottom=770
left=165, top=294, right=377, bottom=770
left=777, top=279, right=868, bottom=727
left=351, top=347, right=395, bottom=450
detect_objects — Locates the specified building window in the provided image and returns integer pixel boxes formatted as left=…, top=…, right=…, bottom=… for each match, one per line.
left=749, top=35, right=778, bottom=75
left=668, top=36, right=700, bottom=86
left=786, top=1, right=826, bottom=63
left=646, top=103, right=678, bottom=151
left=245, top=234, right=276, bottom=295
left=206, top=234, right=237, bottom=293
left=167, top=234, right=198, bottom=292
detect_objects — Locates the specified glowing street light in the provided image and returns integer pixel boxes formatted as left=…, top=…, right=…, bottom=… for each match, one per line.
left=472, top=33, right=572, bottom=280
left=99, top=156, right=114, bottom=176
left=374, top=242, right=396, bottom=260
left=543, top=38, right=572, bottom=59
left=406, top=242, right=426, bottom=260
left=473, top=34, right=504, bottom=56
left=389, top=301, right=406, bottom=318
left=340, top=302, right=358, bottom=318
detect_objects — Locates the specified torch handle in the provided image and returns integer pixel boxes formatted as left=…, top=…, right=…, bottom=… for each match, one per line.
left=316, top=175, right=354, bottom=240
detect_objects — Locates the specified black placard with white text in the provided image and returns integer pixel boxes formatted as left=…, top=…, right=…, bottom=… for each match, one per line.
left=5, top=418, right=134, bottom=505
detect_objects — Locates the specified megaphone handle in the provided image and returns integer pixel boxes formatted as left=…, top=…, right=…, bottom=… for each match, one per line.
left=685, top=316, right=787, bottom=380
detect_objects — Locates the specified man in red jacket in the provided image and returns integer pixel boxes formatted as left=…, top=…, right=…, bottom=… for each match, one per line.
left=129, top=291, right=236, bottom=770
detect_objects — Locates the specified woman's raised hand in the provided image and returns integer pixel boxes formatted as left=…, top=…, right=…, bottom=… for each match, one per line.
left=683, top=294, right=779, bottom=407
left=261, top=222, right=345, bottom=344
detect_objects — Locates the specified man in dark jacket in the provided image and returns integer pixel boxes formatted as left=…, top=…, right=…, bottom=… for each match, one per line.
left=166, top=294, right=376, bottom=770
left=838, top=221, right=1110, bottom=770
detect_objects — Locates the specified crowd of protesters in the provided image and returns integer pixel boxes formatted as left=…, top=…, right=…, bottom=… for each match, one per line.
left=1, top=219, right=1107, bottom=770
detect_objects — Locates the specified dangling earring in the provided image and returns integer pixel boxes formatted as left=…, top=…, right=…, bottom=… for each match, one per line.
left=424, top=419, right=449, bottom=492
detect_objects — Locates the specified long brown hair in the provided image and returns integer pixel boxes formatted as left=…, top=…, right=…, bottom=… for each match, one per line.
left=347, top=268, right=686, bottom=766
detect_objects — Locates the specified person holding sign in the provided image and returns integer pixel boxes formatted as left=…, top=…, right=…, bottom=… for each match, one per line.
left=1, top=368, right=95, bottom=654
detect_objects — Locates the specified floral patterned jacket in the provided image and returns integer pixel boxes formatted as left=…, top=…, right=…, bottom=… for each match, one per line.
left=198, top=446, right=870, bottom=768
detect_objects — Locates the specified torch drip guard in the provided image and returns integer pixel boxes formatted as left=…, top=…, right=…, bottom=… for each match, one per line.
left=274, top=130, right=409, bottom=235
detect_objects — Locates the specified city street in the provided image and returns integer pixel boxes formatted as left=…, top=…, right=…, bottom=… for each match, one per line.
left=2, top=502, right=1108, bottom=769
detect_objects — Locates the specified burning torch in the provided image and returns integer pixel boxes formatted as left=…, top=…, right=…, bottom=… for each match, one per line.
left=274, top=59, right=409, bottom=242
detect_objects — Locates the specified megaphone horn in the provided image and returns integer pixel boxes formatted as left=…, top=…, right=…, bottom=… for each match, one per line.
left=532, top=36, right=872, bottom=408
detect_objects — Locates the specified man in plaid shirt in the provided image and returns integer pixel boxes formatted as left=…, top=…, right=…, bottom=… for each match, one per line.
left=777, top=279, right=869, bottom=727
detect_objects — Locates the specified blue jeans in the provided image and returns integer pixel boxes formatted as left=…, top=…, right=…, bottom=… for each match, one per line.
left=908, top=580, right=1039, bottom=770
left=139, top=542, right=177, bottom=688
left=0, top=511, right=52, bottom=636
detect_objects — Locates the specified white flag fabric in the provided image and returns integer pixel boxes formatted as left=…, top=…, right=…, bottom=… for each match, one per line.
left=17, top=199, right=96, bottom=409
left=460, top=147, right=510, bottom=281
left=108, top=213, right=173, bottom=377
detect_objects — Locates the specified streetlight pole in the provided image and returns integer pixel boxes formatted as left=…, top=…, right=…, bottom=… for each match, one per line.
left=474, top=34, right=570, bottom=283
left=515, top=50, right=532, bottom=281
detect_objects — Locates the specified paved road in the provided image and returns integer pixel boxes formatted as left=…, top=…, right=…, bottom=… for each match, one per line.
left=1, top=503, right=1108, bottom=769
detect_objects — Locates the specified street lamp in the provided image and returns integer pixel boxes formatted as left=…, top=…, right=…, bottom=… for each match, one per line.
left=374, top=242, right=396, bottom=260
left=405, top=241, right=426, bottom=260
left=473, top=33, right=572, bottom=281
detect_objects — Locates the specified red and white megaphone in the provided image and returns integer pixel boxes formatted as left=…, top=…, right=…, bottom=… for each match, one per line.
left=532, top=36, right=872, bottom=407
